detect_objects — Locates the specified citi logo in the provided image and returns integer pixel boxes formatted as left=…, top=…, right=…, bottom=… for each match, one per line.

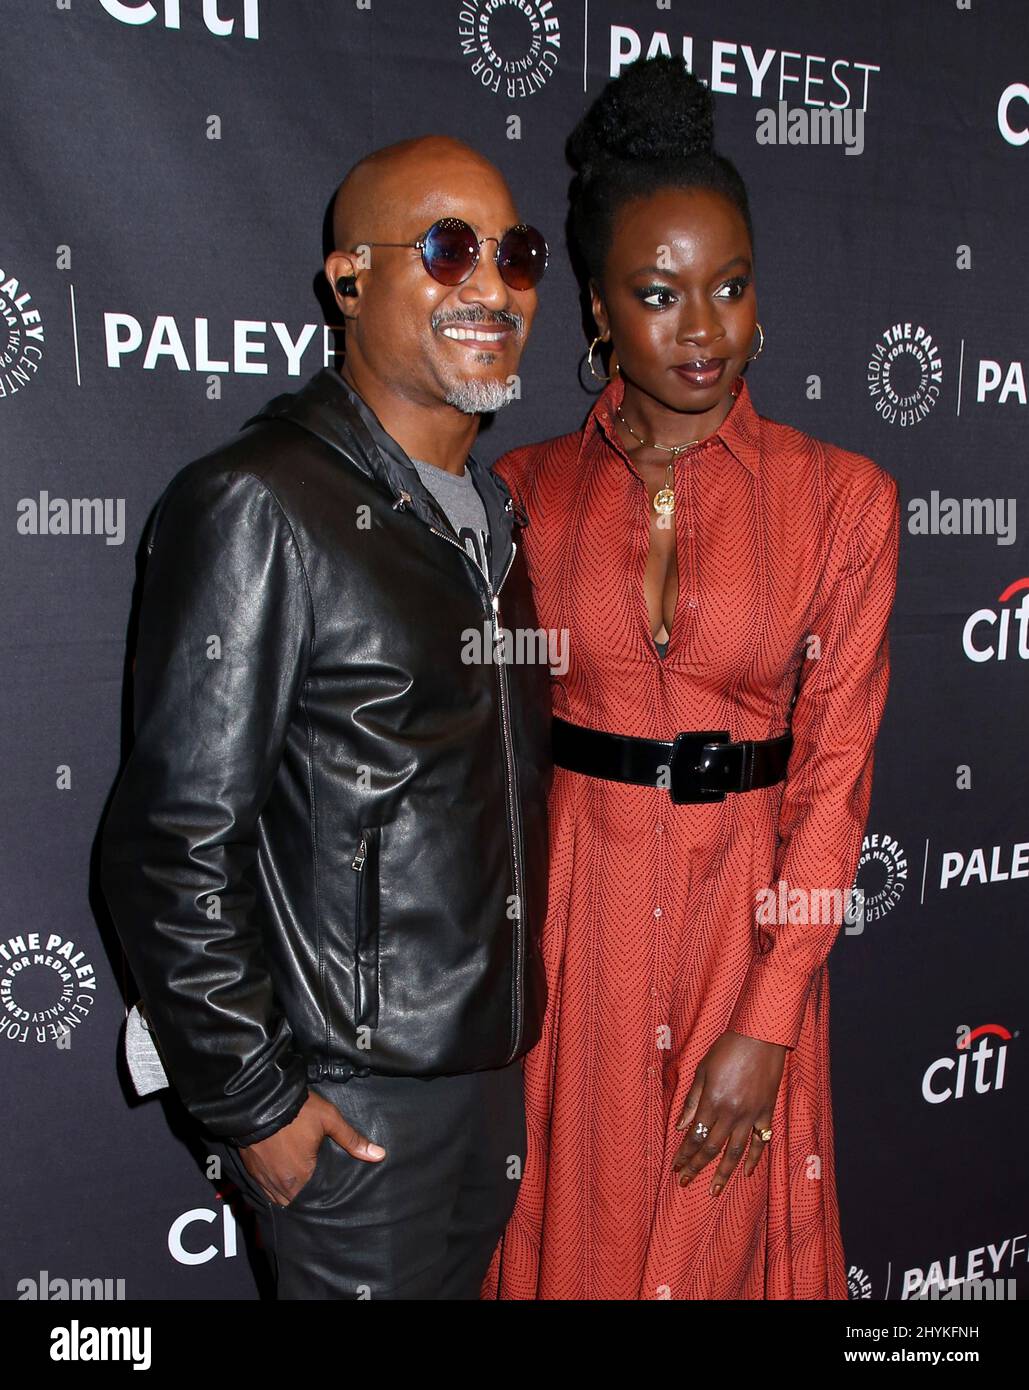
left=962, top=577, right=1029, bottom=661
left=997, top=82, right=1028, bottom=145
left=97, top=0, right=259, bottom=40
left=921, top=1023, right=1013, bottom=1105
left=168, top=1196, right=239, bottom=1265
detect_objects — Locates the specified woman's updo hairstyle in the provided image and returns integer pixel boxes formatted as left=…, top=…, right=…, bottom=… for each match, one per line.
left=567, top=54, right=754, bottom=287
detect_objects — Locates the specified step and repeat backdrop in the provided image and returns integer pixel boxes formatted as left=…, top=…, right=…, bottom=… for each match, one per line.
left=2, top=0, right=1026, bottom=1301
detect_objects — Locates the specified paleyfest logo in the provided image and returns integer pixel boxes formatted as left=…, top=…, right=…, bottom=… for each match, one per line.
left=459, top=0, right=560, bottom=98
left=0, top=267, right=45, bottom=401
left=867, top=321, right=943, bottom=427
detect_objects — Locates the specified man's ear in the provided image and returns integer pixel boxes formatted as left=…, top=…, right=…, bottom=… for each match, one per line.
left=325, top=251, right=362, bottom=315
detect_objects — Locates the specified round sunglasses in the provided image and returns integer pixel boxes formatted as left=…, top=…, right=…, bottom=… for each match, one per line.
left=360, top=217, right=548, bottom=290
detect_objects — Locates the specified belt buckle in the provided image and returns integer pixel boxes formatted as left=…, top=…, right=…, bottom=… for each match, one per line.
left=668, top=730, right=731, bottom=804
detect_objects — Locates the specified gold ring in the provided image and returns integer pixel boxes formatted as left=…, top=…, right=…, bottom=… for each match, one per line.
left=754, top=1126, right=772, bottom=1142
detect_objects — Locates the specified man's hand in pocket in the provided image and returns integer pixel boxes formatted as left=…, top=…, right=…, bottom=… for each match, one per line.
left=239, top=1092, right=386, bottom=1206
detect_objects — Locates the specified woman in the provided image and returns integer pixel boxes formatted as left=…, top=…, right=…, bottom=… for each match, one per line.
left=482, top=56, right=900, bottom=1300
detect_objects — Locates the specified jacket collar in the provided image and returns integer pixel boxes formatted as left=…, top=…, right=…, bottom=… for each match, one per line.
left=582, top=370, right=763, bottom=475
left=245, top=367, right=517, bottom=593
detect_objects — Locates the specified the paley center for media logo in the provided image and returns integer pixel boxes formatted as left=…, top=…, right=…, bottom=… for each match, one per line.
left=867, top=322, right=942, bottom=427
left=0, top=266, right=45, bottom=401
left=458, top=0, right=560, bottom=99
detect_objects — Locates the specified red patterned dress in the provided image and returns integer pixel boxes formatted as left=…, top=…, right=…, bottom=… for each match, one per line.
left=481, top=371, right=900, bottom=1300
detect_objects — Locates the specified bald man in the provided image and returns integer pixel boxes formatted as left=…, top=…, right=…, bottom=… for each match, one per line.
left=101, top=136, right=553, bottom=1299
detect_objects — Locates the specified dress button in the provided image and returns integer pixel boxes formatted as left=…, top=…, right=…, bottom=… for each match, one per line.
left=687, top=596, right=698, bottom=608
left=654, top=907, right=663, bottom=919
left=655, top=822, right=664, bottom=834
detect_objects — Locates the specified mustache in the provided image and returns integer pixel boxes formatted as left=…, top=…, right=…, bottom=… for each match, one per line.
left=432, top=306, right=523, bottom=334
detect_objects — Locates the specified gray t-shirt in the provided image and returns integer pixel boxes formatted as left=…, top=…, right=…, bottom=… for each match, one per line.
left=411, top=457, right=492, bottom=581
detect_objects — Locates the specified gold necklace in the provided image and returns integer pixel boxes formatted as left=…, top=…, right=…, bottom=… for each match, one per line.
left=615, top=406, right=702, bottom=515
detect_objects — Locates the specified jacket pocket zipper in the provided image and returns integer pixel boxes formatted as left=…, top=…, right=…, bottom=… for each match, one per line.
left=351, top=828, right=380, bottom=1032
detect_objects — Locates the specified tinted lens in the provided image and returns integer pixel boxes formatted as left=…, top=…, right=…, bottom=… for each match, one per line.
left=497, top=224, right=548, bottom=290
left=421, top=218, right=480, bottom=285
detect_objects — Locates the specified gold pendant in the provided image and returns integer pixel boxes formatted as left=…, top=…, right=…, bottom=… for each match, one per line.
left=653, top=487, right=675, bottom=515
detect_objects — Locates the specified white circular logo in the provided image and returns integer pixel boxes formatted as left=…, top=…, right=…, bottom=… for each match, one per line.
left=854, top=831, right=908, bottom=923
left=0, top=266, right=45, bottom=401
left=458, top=0, right=561, bottom=99
left=848, top=1265, right=873, bottom=1299
left=0, top=933, right=96, bottom=1046
left=867, top=321, right=942, bottom=427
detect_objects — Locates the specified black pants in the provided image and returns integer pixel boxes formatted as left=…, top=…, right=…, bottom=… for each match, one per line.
left=210, top=1059, right=525, bottom=1299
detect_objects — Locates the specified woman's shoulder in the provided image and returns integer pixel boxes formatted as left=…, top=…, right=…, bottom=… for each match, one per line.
left=757, top=408, right=897, bottom=515
left=489, top=425, right=584, bottom=510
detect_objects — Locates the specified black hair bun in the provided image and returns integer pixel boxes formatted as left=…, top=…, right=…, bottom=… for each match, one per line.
left=567, top=55, right=715, bottom=176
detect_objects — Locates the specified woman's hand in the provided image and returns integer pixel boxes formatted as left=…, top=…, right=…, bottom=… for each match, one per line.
left=672, top=1030, right=787, bottom=1196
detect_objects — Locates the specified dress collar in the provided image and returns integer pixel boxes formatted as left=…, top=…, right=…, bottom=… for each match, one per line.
left=582, top=369, right=762, bottom=475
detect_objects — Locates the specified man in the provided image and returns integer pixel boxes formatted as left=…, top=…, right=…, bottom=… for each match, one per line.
left=100, top=135, right=552, bottom=1299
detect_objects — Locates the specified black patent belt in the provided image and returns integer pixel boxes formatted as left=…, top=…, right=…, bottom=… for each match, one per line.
left=552, top=716, right=793, bottom=805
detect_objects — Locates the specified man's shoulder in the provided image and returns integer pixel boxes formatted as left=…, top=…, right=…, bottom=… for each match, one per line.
left=141, top=419, right=332, bottom=571
left=155, top=410, right=365, bottom=531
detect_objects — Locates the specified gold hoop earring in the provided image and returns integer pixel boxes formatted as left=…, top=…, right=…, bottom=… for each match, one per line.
left=747, top=322, right=765, bottom=362
left=587, top=335, right=612, bottom=382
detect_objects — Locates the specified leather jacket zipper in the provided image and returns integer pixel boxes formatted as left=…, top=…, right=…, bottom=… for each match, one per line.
left=351, top=829, right=378, bottom=1029
left=428, top=525, right=525, bottom=1061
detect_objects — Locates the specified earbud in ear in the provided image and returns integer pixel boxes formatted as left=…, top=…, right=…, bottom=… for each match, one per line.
left=336, top=275, right=358, bottom=297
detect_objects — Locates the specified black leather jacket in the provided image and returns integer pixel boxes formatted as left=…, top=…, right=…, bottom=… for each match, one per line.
left=100, top=368, right=552, bottom=1147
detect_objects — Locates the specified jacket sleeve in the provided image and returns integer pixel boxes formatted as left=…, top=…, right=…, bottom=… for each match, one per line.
left=727, top=468, right=901, bottom=1050
left=100, top=463, right=312, bottom=1145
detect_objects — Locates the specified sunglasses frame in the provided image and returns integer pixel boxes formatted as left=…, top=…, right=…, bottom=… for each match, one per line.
left=355, top=216, right=549, bottom=289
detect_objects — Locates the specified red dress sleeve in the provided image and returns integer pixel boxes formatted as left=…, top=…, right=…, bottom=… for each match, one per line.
left=492, top=445, right=537, bottom=517
left=727, top=467, right=901, bottom=1049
